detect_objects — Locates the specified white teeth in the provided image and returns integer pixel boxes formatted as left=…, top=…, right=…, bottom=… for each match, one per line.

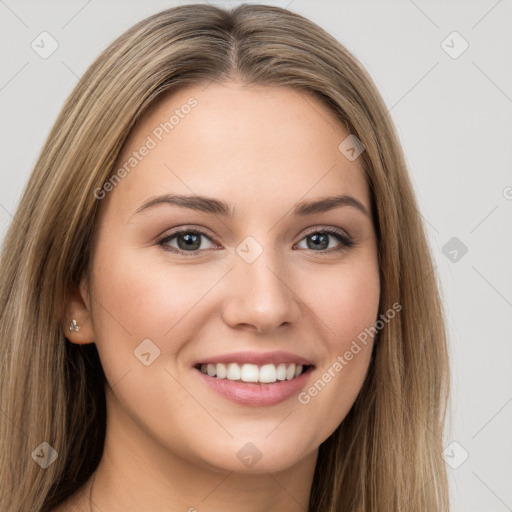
left=216, top=363, right=227, bottom=379
left=276, top=363, right=287, bottom=381
left=259, top=364, right=277, bottom=383
left=240, top=364, right=259, bottom=382
left=199, top=362, right=307, bottom=383
left=226, top=363, right=241, bottom=380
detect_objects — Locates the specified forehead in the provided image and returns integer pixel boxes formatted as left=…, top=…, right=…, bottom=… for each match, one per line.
left=101, top=81, right=370, bottom=220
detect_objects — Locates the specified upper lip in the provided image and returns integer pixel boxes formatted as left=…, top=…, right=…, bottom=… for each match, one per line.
left=194, top=350, right=314, bottom=367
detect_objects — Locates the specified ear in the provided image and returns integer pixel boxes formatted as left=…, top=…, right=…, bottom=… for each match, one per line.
left=62, top=275, right=95, bottom=345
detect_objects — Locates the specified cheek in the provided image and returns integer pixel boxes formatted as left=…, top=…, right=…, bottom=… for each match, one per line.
left=295, top=258, right=379, bottom=433
left=88, top=244, right=219, bottom=367
left=308, top=258, right=380, bottom=349
left=94, top=246, right=189, bottom=329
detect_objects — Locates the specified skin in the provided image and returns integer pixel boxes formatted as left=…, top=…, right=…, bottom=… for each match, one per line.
left=57, top=81, right=380, bottom=512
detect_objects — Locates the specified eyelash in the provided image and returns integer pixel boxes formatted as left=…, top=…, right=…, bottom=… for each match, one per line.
left=157, top=226, right=355, bottom=256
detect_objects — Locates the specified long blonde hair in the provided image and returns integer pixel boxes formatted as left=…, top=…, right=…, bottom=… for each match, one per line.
left=0, top=4, right=449, bottom=511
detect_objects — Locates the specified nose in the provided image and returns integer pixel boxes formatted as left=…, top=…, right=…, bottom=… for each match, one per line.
left=221, top=250, right=301, bottom=335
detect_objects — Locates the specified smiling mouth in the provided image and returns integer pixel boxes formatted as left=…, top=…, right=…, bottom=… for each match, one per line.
left=195, top=362, right=313, bottom=384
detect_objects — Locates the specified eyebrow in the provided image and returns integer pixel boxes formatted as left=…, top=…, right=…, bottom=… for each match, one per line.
left=131, top=193, right=370, bottom=219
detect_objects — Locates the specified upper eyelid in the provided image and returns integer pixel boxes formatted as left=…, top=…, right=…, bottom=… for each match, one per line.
left=301, top=225, right=351, bottom=238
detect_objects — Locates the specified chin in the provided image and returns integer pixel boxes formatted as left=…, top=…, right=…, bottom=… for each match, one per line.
left=190, top=436, right=314, bottom=475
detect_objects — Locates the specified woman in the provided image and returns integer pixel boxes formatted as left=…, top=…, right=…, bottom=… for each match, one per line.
left=0, top=4, right=450, bottom=511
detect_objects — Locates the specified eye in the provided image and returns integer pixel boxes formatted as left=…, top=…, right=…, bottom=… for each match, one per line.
left=157, top=229, right=218, bottom=254
left=157, top=226, right=354, bottom=255
left=295, top=227, right=354, bottom=253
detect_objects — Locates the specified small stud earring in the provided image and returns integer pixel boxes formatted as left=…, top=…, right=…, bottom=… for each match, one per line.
left=69, top=319, right=80, bottom=332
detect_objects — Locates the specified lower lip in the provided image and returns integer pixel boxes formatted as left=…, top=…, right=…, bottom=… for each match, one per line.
left=195, top=367, right=314, bottom=407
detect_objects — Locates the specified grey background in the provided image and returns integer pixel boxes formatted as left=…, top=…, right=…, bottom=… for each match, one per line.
left=1, top=1, right=511, bottom=510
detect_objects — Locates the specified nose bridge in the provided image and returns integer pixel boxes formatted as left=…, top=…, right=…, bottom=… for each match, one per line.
left=222, top=237, right=300, bottom=332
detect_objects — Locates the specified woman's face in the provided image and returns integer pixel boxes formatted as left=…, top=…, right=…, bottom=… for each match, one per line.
left=82, top=81, right=380, bottom=473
